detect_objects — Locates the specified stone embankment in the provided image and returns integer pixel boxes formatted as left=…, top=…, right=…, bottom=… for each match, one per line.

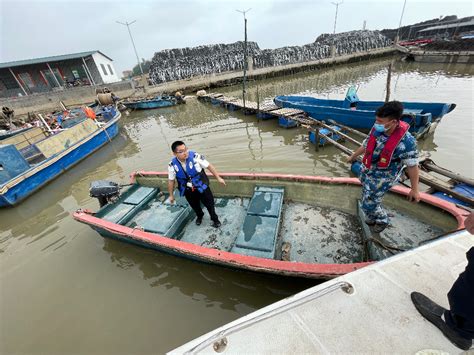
left=149, top=30, right=392, bottom=84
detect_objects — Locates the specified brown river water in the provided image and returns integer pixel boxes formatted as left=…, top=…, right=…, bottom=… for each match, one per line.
left=1, top=58, right=473, bottom=354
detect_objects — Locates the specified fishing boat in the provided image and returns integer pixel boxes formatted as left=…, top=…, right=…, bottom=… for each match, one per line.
left=73, top=172, right=466, bottom=279
left=0, top=105, right=121, bottom=207
left=122, top=95, right=178, bottom=110
left=274, top=88, right=456, bottom=138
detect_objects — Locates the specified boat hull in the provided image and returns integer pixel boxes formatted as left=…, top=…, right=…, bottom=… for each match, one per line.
left=74, top=173, right=466, bottom=279
left=123, top=99, right=176, bottom=110
left=0, top=114, right=120, bottom=207
left=274, top=96, right=455, bottom=138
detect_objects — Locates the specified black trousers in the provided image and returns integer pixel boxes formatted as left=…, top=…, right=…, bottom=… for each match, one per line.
left=446, top=247, right=474, bottom=340
left=184, top=187, right=219, bottom=222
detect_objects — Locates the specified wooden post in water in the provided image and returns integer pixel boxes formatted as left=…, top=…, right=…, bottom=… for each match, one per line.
left=256, top=84, right=260, bottom=111
left=314, top=128, right=320, bottom=151
left=385, top=62, right=392, bottom=102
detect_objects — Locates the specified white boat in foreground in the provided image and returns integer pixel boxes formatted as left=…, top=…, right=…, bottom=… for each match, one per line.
left=171, top=229, right=473, bottom=354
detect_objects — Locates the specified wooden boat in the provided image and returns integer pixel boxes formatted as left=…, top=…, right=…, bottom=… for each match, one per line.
left=122, top=95, right=178, bottom=110
left=73, top=172, right=466, bottom=279
left=274, top=90, right=456, bottom=138
left=0, top=106, right=121, bottom=207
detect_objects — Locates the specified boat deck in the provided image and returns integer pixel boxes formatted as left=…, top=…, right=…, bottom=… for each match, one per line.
left=97, top=184, right=445, bottom=264
left=170, top=230, right=473, bottom=354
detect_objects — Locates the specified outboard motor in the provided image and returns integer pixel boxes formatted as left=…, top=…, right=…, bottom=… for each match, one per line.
left=90, top=180, right=120, bottom=207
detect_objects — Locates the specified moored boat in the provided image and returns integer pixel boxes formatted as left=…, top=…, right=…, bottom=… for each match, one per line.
left=0, top=106, right=121, bottom=207
left=73, top=172, right=466, bottom=279
left=274, top=88, right=456, bottom=138
left=122, top=95, right=179, bottom=110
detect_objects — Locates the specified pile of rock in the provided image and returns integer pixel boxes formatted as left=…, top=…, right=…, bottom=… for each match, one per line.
left=149, top=30, right=392, bottom=84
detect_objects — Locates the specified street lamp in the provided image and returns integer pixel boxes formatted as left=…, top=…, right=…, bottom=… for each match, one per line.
left=331, top=0, right=343, bottom=34
left=116, top=20, right=144, bottom=75
left=395, top=0, right=407, bottom=42
left=236, top=8, right=251, bottom=108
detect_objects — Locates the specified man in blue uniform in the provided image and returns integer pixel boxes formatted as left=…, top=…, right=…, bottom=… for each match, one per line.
left=347, top=101, right=420, bottom=233
left=168, top=141, right=226, bottom=228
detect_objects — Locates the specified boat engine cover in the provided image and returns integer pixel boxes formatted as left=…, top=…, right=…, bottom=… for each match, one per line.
left=90, top=180, right=120, bottom=198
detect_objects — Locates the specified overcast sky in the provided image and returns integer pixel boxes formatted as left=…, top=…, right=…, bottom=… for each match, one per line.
left=1, top=0, right=472, bottom=75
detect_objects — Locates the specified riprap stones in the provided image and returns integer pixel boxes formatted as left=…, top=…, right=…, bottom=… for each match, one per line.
left=149, top=30, right=392, bottom=84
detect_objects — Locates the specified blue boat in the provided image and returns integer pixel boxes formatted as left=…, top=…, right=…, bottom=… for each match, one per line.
left=274, top=87, right=456, bottom=138
left=123, top=95, right=178, bottom=110
left=0, top=106, right=121, bottom=207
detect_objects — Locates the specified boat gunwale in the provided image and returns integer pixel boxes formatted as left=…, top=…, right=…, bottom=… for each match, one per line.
left=73, top=172, right=467, bottom=278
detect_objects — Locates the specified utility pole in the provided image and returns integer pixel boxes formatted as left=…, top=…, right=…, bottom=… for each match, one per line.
left=236, top=8, right=251, bottom=109
left=395, top=0, right=407, bottom=42
left=116, top=20, right=144, bottom=75
left=331, top=1, right=343, bottom=34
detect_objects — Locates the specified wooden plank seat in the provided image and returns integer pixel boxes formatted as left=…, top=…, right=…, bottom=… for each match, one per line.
left=231, top=186, right=285, bottom=259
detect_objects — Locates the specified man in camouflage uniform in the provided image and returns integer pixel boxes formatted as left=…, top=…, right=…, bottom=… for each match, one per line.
left=348, top=101, right=420, bottom=233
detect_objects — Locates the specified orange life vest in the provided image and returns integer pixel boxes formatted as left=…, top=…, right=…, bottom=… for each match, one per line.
left=83, top=107, right=96, bottom=119
left=362, top=121, right=409, bottom=169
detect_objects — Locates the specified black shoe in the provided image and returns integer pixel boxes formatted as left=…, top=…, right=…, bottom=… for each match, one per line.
left=211, top=220, right=221, bottom=228
left=372, top=222, right=388, bottom=233
left=411, top=292, right=472, bottom=350
left=365, top=219, right=376, bottom=226
left=195, top=216, right=203, bottom=226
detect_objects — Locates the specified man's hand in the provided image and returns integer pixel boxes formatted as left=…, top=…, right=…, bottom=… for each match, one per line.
left=346, top=155, right=355, bottom=163
left=168, top=196, right=175, bottom=204
left=407, top=189, right=420, bottom=202
left=217, top=177, right=226, bottom=186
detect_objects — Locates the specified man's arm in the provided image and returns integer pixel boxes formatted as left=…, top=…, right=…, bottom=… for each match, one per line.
left=347, top=145, right=366, bottom=163
left=168, top=179, right=175, bottom=203
left=405, top=165, right=420, bottom=202
left=207, top=163, right=226, bottom=186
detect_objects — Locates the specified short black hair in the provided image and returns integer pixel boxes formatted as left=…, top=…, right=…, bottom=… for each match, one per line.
left=376, top=101, right=404, bottom=120
left=171, top=140, right=185, bottom=152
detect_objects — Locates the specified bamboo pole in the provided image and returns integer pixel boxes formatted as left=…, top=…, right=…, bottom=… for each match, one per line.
left=315, top=120, right=362, bottom=146
left=328, top=119, right=367, bottom=139
left=37, top=114, right=53, bottom=133
left=421, top=159, right=474, bottom=186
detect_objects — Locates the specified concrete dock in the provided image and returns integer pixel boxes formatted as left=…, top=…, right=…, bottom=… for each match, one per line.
left=171, top=230, right=473, bottom=354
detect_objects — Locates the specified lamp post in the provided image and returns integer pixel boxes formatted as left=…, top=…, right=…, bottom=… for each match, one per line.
left=395, top=0, right=407, bottom=42
left=331, top=0, right=343, bottom=34
left=116, top=20, right=144, bottom=75
left=236, top=8, right=251, bottom=108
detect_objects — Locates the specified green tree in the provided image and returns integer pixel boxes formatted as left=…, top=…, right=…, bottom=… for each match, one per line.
left=132, top=59, right=152, bottom=76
